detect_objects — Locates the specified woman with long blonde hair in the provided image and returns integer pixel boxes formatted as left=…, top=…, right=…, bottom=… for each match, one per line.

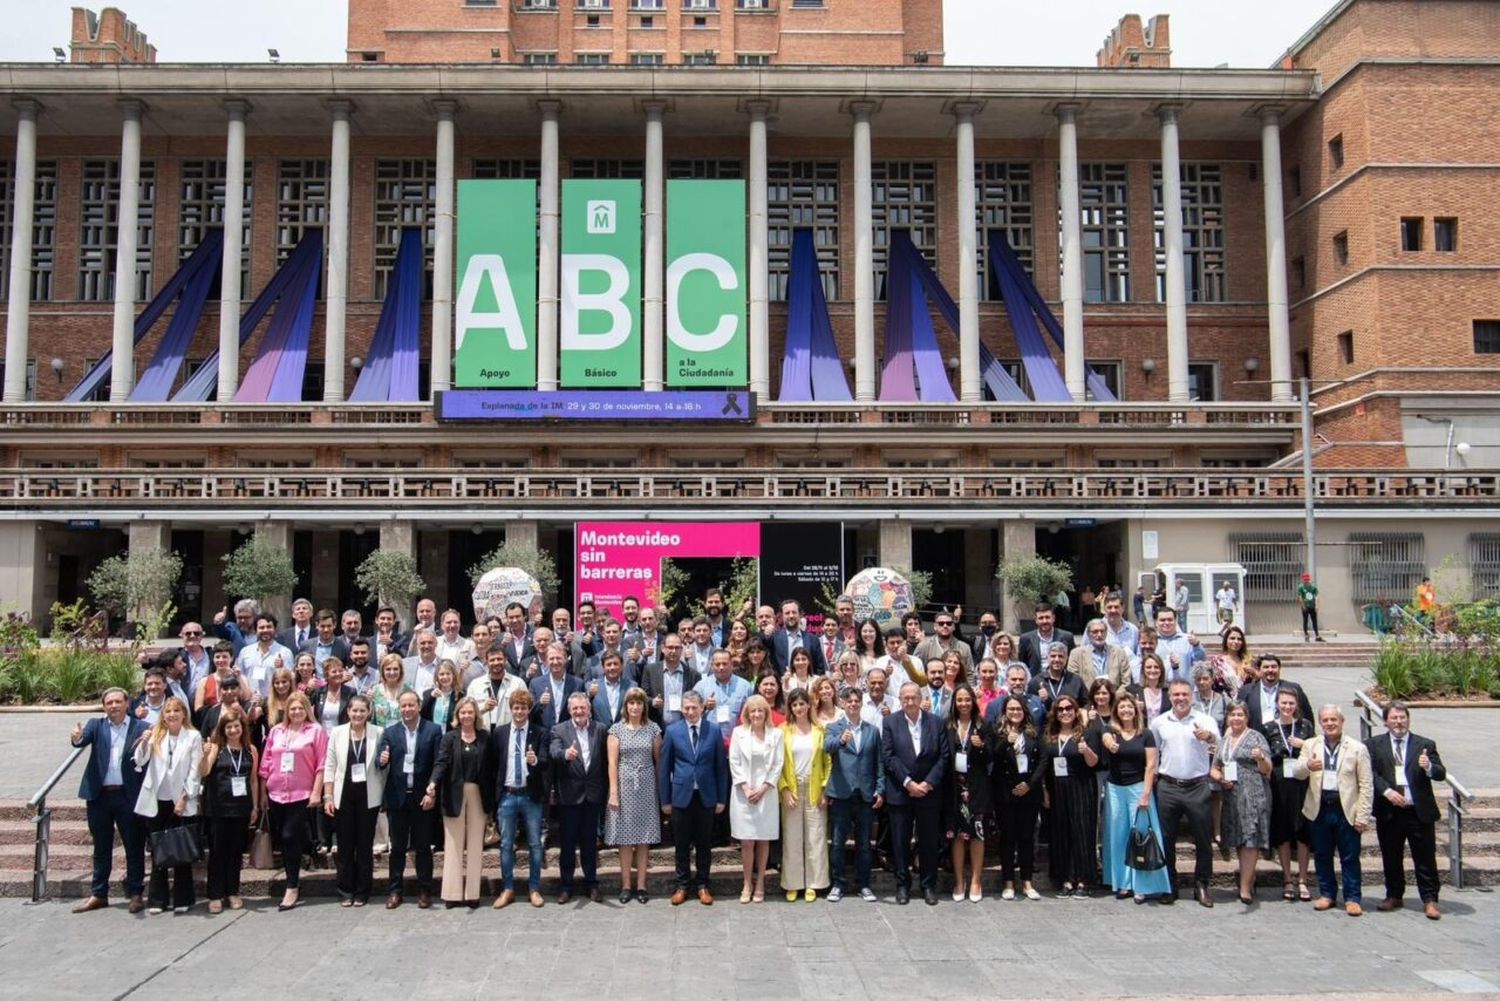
left=132, top=696, right=203, bottom=914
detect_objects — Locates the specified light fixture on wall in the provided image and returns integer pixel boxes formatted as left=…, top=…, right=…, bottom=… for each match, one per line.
left=1140, top=357, right=1156, bottom=381
left=267, top=48, right=280, bottom=63
left=52, top=47, right=66, bottom=63
left=945, top=356, right=959, bottom=371
left=1243, top=357, right=1261, bottom=374
left=1455, top=441, right=1472, bottom=462
left=50, top=357, right=65, bottom=383
left=349, top=356, right=364, bottom=371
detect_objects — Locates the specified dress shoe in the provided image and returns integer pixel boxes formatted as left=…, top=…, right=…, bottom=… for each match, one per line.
left=924, top=889, right=939, bottom=906
left=1313, top=896, right=1334, bottom=911
left=386, top=893, right=403, bottom=909
left=1425, top=901, right=1441, bottom=920
left=1195, top=884, right=1214, bottom=908
left=128, top=895, right=145, bottom=914
left=895, top=887, right=910, bottom=905
left=556, top=890, right=572, bottom=905
left=72, top=896, right=108, bottom=914
left=529, top=891, right=545, bottom=907
left=494, top=889, right=515, bottom=909
left=587, top=886, right=602, bottom=903
left=671, top=888, right=688, bottom=906
left=697, top=888, right=713, bottom=906
left=1345, top=901, right=1363, bottom=916
left=1376, top=897, right=1403, bottom=912
left=635, top=890, right=649, bottom=904
left=417, top=891, right=432, bottom=909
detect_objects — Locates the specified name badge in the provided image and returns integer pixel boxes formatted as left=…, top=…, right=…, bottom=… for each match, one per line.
left=666, top=693, right=682, bottom=713
left=230, top=776, right=248, bottom=797
left=1223, top=760, right=1239, bottom=783
left=351, top=763, right=367, bottom=784
left=1396, top=765, right=1410, bottom=788
left=404, top=755, right=415, bottom=775
left=954, top=751, right=969, bottom=774
left=1282, top=759, right=1297, bottom=779
left=1016, top=753, right=1029, bottom=773
left=1321, top=768, right=1338, bottom=791
left=715, top=704, right=730, bottom=724
left=279, top=752, right=296, bottom=774
left=1053, top=756, right=1069, bottom=778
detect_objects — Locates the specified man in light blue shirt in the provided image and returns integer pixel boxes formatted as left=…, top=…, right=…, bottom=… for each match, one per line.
left=1102, top=592, right=1139, bottom=655
left=692, top=649, right=751, bottom=744
left=1153, top=608, right=1205, bottom=684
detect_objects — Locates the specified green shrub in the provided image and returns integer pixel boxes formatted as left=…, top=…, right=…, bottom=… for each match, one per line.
left=1410, top=646, right=1446, bottom=695
left=1370, top=641, right=1414, bottom=700
left=95, top=655, right=143, bottom=696
left=52, top=652, right=96, bottom=705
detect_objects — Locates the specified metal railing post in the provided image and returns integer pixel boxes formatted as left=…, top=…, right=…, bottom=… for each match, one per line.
left=1448, top=788, right=1464, bottom=890
left=30, top=798, right=50, bottom=903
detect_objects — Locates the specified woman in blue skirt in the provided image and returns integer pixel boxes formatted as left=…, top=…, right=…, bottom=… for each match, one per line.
left=1099, top=690, right=1172, bottom=902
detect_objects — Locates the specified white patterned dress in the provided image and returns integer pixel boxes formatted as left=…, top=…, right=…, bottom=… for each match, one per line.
left=605, top=721, right=662, bottom=846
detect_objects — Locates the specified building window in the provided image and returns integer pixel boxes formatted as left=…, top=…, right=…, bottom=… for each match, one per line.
left=1400, top=216, right=1422, bottom=252
left=1350, top=532, right=1424, bottom=604
left=1076, top=162, right=1129, bottom=303
left=577, top=0, right=610, bottom=7
left=1332, top=230, right=1348, bottom=266
left=373, top=158, right=435, bottom=299
left=669, top=159, right=742, bottom=179
left=1435, top=217, right=1458, bottom=252
left=0, top=359, right=36, bottom=400
left=1230, top=532, right=1304, bottom=606
left=585, top=13, right=601, bottom=26
left=78, top=159, right=156, bottom=302
left=465, top=0, right=498, bottom=6
left=768, top=160, right=838, bottom=302
left=1475, top=321, right=1500, bottom=354
left=737, top=53, right=770, bottom=65
left=179, top=159, right=253, bottom=290
left=639, top=15, right=654, bottom=26
left=1470, top=534, right=1500, bottom=600
left=1291, top=256, right=1305, bottom=290
left=359, top=51, right=380, bottom=62
left=1337, top=330, right=1354, bottom=364
left=871, top=161, right=937, bottom=300
left=570, top=159, right=643, bottom=179
left=630, top=52, right=664, bottom=64
left=79, top=358, right=109, bottom=401
left=1328, top=134, right=1344, bottom=170
left=1085, top=360, right=1123, bottom=401
left=276, top=158, right=327, bottom=266
left=471, top=159, right=540, bottom=180
left=522, top=52, right=558, bottom=64
left=975, top=161, right=1033, bottom=299
left=1187, top=361, right=1217, bottom=402
left=632, top=0, right=664, bottom=7
left=0, top=158, right=57, bottom=302
left=1153, top=163, right=1226, bottom=303
left=575, top=52, right=610, bottom=64
left=682, top=51, right=717, bottom=64
left=790, top=0, right=823, bottom=6
left=520, top=0, right=557, bottom=7
left=692, top=14, right=707, bottom=24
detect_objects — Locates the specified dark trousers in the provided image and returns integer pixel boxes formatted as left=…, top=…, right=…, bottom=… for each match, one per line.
left=888, top=802, right=942, bottom=892
left=997, top=798, right=1039, bottom=882
left=828, top=795, right=874, bottom=891
left=146, top=801, right=196, bottom=910
left=335, top=806, right=380, bottom=901
left=557, top=801, right=602, bottom=892
left=85, top=787, right=145, bottom=899
left=1302, top=607, right=1320, bottom=637
left=387, top=801, right=436, bottom=895
left=1311, top=797, right=1363, bottom=903
left=672, top=794, right=715, bottom=890
left=1376, top=809, right=1440, bottom=902
left=1157, top=778, right=1213, bottom=891
left=206, top=816, right=250, bottom=899
left=269, top=798, right=311, bottom=889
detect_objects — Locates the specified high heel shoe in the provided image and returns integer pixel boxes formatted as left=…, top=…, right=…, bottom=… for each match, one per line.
left=739, top=887, right=752, bottom=904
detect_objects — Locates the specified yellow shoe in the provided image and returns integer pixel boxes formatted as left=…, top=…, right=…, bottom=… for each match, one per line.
left=804, top=888, right=816, bottom=902
left=786, top=890, right=798, bottom=902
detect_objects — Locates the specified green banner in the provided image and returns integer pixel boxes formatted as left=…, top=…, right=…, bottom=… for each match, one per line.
left=666, top=180, right=747, bottom=387
left=561, top=179, right=641, bottom=388
left=454, top=179, right=537, bottom=387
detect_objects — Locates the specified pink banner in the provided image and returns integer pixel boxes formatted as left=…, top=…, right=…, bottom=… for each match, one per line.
left=575, top=521, right=761, bottom=620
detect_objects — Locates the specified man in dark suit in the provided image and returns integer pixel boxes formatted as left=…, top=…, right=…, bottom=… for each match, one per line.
left=825, top=686, right=885, bottom=902
left=481, top=688, right=549, bottom=909
left=1017, top=604, right=1074, bottom=677
left=298, top=608, right=351, bottom=678
left=658, top=690, right=729, bottom=905
left=1243, top=654, right=1314, bottom=731
left=377, top=691, right=442, bottom=909
left=587, top=650, right=633, bottom=725
left=500, top=601, right=537, bottom=677
left=641, top=634, right=700, bottom=728
left=530, top=642, right=584, bottom=731
left=127, top=667, right=171, bottom=727
left=881, top=681, right=949, bottom=905
left=549, top=692, right=610, bottom=903
left=1368, top=702, right=1446, bottom=919
left=69, top=688, right=151, bottom=913
left=768, top=599, right=829, bottom=675
left=276, top=598, right=316, bottom=652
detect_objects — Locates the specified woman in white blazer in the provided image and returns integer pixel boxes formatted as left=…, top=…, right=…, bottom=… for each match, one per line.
left=131, top=696, right=203, bottom=914
left=322, top=694, right=387, bottom=906
left=729, top=694, right=785, bottom=903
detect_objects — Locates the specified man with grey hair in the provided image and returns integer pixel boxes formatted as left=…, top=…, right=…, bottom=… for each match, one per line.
left=550, top=690, right=609, bottom=903
left=402, top=628, right=441, bottom=694
left=1068, top=618, right=1132, bottom=687
left=277, top=597, right=315, bottom=651
left=881, top=681, right=948, bottom=905
left=659, top=689, right=729, bottom=905
left=1150, top=678, right=1220, bottom=906
left=69, top=687, right=150, bottom=914
left=1027, top=642, right=1087, bottom=706
left=1296, top=703, right=1373, bottom=916
left=212, top=598, right=261, bottom=656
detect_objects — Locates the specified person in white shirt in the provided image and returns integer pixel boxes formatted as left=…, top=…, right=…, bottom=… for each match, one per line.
left=235, top=615, right=293, bottom=699
left=1102, top=593, right=1139, bottom=655
left=859, top=668, right=900, bottom=727
left=1215, top=583, right=1238, bottom=633
left=131, top=697, right=203, bottom=914
left=1149, top=679, right=1220, bottom=907
left=403, top=629, right=441, bottom=696
left=468, top=649, right=526, bottom=731
left=435, top=610, right=476, bottom=669
left=873, top=629, right=926, bottom=688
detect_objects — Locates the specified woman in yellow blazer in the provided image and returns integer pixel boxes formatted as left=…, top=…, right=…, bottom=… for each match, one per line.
left=778, top=688, right=831, bottom=901
left=1294, top=703, right=1373, bottom=915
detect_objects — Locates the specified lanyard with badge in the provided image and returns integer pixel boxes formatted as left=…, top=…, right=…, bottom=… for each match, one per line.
left=227, top=748, right=248, bottom=798
left=1220, top=731, right=1243, bottom=783
left=1279, top=722, right=1299, bottom=778
left=954, top=721, right=971, bottom=774
left=1321, top=741, right=1341, bottom=791
left=1053, top=735, right=1071, bottom=778
left=1393, top=737, right=1410, bottom=788
left=350, top=736, right=368, bottom=784
left=1013, top=733, right=1029, bottom=776
left=715, top=681, right=732, bottom=724
left=665, top=670, right=683, bottom=713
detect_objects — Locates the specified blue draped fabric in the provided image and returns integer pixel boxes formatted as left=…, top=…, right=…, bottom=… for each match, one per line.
left=235, top=240, right=321, bottom=402
left=173, top=230, right=324, bottom=402
left=128, top=231, right=224, bottom=402
left=64, top=231, right=225, bottom=402
left=778, top=227, right=851, bottom=402
left=880, top=234, right=956, bottom=402
left=988, top=239, right=1072, bottom=403
left=351, top=228, right=423, bottom=402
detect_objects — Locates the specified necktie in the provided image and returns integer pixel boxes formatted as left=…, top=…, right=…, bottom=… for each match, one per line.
left=689, top=724, right=699, bottom=752
left=513, top=729, right=525, bottom=785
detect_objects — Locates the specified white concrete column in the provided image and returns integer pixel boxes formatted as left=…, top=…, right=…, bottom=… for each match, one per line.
left=877, top=519, right=911, bottom=571
left=642, top=101, right=665, bottom=392
left=217, top=100, right=247, bottom=402
left=747, top=101, right=770, bottom=400
left=378, top=520, right=418, bottom=623
left=3, top=100, right=39, bottom=403
left=1159, top=104, right=1189, bottom=403
left=537, top=101, right=560, bottom=391
left=323, top=101, right=352, bottom=402
left=954, top=102, right=981, bottom=403
left=109, top=100, right=144, bottom=402
left=252, top=520, right=292, bottom=622
left=1056, top=104, right=1086, bottom=402
left=431, top=100, right=457, bottom=396
left=851, top=101, right=876, bottom=403
left=1261, top=107, right=1293, bottom=404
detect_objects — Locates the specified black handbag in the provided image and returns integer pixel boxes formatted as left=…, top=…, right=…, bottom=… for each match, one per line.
left=1128, top=807, right=1166, bottom=871
left=151, top=824, right=203, bottom=868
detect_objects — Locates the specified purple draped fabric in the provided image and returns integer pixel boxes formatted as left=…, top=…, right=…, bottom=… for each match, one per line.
left=128, top=231, right=224, bottom=402
left=351, top=228, right=423, bottom=402
left=233, top=230, right=324, bottom=402
left=777, top=227, right=851, bottom=402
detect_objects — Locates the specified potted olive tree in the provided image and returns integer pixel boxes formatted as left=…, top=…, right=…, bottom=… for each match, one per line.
left=998, top=556, right=1074, bottom=633
left=86, top=547, right=184, bottom=639
left=222, top=539, right=299, bottom=619
left=355, top=549, right=427, bottom=625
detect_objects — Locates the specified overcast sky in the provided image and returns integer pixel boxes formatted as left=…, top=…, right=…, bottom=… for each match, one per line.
left=2, top=0, right=1332, bottom=67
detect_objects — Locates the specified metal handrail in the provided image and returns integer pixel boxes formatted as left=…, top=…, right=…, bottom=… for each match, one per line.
left=1385, top=603, right=1438, bottom=641
left=27, top=745, right=85, bottom=904
left=1352, top=689, right=1475, bottom=890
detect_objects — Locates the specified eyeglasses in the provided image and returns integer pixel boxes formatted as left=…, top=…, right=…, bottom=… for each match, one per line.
left=936, top=620, right=954, bottom=627
left=1057, top=706, right=1076, bottom=713
left=181, top=631, right=202, bottom=637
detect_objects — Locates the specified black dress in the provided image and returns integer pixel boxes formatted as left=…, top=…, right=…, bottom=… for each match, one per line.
left=1044, top=729, right=1101, bottom=888
left=205, top=745, right=255, bottom=900
left=1263, top=717, right=1315, bottom=847
left=943, top=718, right=992, bottom=841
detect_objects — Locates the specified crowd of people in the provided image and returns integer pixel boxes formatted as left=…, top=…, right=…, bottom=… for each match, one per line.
left=66, top=588, right=1445, bottom=920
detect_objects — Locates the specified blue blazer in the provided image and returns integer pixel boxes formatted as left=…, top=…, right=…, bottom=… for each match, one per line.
left=768, top=628, right=828, bottom=675
left=72, top=716, right=150, bottom=801
left=589, top=682, right=633, bottom=726
left=658, top=718, right=730, bottom=810
left=528, top=674, right=585, bottom=730
left=377, top=719, right=443, bottom=810
left=823, top=716, right=885, bottom=802
left=881, top=710, right=948, bottom=808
